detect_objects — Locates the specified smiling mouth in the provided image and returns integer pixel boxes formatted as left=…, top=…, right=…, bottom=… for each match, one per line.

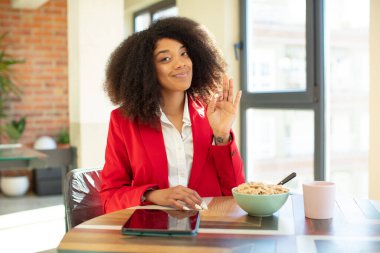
left=173, top=72, right=190, bottom=78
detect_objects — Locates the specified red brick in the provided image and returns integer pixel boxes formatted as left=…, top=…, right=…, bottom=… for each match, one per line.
left=0, top=0, right=68, bottom=145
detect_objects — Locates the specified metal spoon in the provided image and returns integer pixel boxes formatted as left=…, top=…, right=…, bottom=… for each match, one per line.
left=277, top=172, right=297, bottom=185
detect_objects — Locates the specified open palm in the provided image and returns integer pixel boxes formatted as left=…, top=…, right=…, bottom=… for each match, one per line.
left=207, top=75, right=242, bottom=144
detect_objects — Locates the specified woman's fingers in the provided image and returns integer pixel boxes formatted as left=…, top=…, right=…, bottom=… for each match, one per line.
left=182, top=186, right=202, bottom=200
left=222, top=75, right=228, bottom=101
left=207, top=93, right=218, bottom=114
left=209, top=75, right=240, bottom=110
left=234, top=90, right=242, bottom=109
left=171, top=199, right=188, bottom=210
left=170, top=186, right=204, bottom=210
left=228, top=78, right=234, bottom=103
left=180, top=188, right=202, bottom=210
left=220, top=75, right=235, bottom=104
left=183, top=196, right=201, bottom=210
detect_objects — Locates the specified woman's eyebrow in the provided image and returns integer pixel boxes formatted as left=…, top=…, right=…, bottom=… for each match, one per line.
left=154, top=45, right=186, bottom=57
left=154, top=49, right=169, bottom=57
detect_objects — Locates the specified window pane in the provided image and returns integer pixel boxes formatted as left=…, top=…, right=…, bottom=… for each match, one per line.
left=135, top=12, right=151, bottom=32
left=326, top=0, right=369, bottom=197
left=247, top=0, right=306, bottom=92
left=152, top=6, right=178, bottom=21
left=246, top=109, right=314, bottom=191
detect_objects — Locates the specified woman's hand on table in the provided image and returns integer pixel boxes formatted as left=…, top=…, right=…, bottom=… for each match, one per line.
left=144, top=185, right=207, bottom=210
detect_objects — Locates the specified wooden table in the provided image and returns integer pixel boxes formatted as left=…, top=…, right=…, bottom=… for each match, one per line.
left=58, top=195, right=380, bottom=253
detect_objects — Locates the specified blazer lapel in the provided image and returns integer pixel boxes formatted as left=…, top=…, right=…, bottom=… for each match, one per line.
left=138, top=120, right=169, bottom=188
left=188, top=97, right=212, bottom=189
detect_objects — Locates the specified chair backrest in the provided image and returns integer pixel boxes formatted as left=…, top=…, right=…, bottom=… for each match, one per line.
left=64, top=167, right=104, bottom=230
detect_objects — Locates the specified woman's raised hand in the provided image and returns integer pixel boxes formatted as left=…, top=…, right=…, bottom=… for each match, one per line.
left=144, top=185, right=207, bottom=210
left=206, top=75, right=242, bottom=145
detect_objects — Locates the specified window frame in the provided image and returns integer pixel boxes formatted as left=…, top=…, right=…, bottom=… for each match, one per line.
left=133, top=0, right=176, bottom=32
left=240, top=0, right=326, bottom=180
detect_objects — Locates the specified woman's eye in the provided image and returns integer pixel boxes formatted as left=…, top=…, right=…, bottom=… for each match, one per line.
left=182, top=51, right=189, bottom=57
left=160, top=57, right=171, bottom=62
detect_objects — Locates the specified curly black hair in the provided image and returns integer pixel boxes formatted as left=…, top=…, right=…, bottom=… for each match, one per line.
left=104, top=16, right=226, bottom=126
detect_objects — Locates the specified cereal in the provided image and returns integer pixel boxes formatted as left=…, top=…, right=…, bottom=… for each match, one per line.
left=235, top=182, right=289, bottom=195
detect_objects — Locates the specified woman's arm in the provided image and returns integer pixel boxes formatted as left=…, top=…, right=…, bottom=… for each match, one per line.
left=209, top=131, right=245, bottom=195
left=206, top=75, right=245, bottom=194
left=100, top=110, right=158, bottom=213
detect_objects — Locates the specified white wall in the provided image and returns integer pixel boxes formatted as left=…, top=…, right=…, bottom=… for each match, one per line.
left=68, top=0, right=124, bottom=168
left=369, top=0, right=380, bottom=199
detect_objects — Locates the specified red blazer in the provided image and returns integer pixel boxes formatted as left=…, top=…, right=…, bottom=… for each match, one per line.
left=100, top=97, right=245, bottom=213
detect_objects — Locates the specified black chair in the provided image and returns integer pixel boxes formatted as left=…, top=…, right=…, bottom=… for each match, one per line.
left=64, top=167, right=103, bottom=230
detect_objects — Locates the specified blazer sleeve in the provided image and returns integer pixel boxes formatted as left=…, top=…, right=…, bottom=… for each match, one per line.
left=209, top=131, right=245, bottom=196
left=100, top=110, right=157, bottom=213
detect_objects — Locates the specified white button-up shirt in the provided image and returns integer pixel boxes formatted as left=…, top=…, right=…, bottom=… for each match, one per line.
left=160, top=95, right=194, bottom=187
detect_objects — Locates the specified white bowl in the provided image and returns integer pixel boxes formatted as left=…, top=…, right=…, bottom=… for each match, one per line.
left=34, top=136, right=57, bottom=150
left=0, top=176, right=30, bottom=197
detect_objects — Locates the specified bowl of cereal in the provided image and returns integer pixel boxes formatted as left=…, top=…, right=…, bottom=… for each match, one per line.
left=232, top=182, right=290, bottom=217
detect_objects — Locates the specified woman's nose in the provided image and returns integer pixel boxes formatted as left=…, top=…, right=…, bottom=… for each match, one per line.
left=174, top=58, right=186, bottom=69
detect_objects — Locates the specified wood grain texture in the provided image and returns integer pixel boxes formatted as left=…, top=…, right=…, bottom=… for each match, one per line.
left=58, top=195, right=380, bottom=253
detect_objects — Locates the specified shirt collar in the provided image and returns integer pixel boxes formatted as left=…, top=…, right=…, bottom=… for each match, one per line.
left=183, top=95, right=191, bottom=125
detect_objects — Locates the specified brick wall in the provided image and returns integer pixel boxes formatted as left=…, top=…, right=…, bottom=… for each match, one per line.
left=0, top=0, right=68, bottom=146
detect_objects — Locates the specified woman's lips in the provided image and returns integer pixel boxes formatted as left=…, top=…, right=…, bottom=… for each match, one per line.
left=173, top=72, right=190, bottom=78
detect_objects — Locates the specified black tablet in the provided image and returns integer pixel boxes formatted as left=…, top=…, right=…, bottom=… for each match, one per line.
left=121, top=209, right=200, bottom=236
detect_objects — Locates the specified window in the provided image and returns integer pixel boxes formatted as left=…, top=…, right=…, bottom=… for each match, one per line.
left=241, top=0, right=370, bottom=197
left=246, top=0, right=307, bottom=93
left=134, top=0, right=178, bottom=32
left=326, top=0, right=369, bottom=196
left=241, top=0, right=316, bottom=192
left=246, top=109, right=314, bottom=188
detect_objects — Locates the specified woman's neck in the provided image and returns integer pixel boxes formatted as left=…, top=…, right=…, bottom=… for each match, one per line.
left=161, top=91, right=186, bottom=117
left=160, top=91, right=186, bottom=133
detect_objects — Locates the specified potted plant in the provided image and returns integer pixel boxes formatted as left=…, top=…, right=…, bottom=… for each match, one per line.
left=3, top=117, right=26, bottom=143
left=57, top=129, right=70, bottom=148
left=0, top=32, right=25, bottom=143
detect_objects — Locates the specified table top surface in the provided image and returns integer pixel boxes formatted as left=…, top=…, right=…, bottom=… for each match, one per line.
left=58, top=195, right=380, bottom=253
left=0, top=147, right=47, bottom=161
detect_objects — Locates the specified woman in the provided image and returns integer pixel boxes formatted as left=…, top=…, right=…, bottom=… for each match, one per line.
left=101, top=16, right=245, bottom=213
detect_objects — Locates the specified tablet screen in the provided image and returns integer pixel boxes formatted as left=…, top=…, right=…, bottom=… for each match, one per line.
left=122, top=209, right=200, bottom=236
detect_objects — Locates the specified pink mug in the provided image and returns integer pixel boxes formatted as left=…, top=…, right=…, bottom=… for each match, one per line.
left=303, top=181, right=336, bottom=219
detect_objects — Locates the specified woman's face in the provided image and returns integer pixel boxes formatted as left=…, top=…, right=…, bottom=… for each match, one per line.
left=154, top=38, right=193, bottom=94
